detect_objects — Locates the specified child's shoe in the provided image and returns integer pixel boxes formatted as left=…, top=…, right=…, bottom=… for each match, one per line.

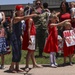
left=50, top=64, right=57, bottom=68
left=54, top=63, right=58, bottom=66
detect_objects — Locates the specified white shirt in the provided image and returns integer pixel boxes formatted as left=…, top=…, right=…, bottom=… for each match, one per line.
left=71, top=7, right=75, bottom=18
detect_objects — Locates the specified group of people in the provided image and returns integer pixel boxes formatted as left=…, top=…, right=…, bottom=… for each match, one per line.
left=0, top=0, right=75, bottom=73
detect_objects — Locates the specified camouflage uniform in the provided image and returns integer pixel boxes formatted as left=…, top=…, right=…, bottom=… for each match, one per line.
left=33, top=9, right=50, bottom=56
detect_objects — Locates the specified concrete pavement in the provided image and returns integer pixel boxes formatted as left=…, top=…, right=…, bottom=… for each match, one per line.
left=0, top=64, right=75, bottom=75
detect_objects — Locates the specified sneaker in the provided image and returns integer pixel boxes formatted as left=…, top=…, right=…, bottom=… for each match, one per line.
left=50, top=64, right=57, bottom=68
left=54, top=63, right=58, bottom=66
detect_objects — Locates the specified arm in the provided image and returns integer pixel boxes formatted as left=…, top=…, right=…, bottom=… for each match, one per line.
left=28, top=18, right=33, bottom=40
left=50, top=19, right=71, bottom=27
left=56, top=12, right=60, bottom=16
left=1, top=12, right=6, bottom=24
left=13, top=14, right=37, bottom=24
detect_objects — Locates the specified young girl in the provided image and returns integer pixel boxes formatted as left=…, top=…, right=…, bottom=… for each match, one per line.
left=22, top=7, right=41, bottom=70
left=0, top=25, right=7, bottom=69
left=9, top=5, right=37, bottom=73
left=43, top=14, right=70, bottom=68
left=63, top=22, right=74, bottom=66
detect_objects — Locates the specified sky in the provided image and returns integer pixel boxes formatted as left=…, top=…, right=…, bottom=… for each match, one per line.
left=0, top=0, right=34, bottom=5
left=0, top=0, right=74, bottom=5
left=66, top=0, right=75, bottom=2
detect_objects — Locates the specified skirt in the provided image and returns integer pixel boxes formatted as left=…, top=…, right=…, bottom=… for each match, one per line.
left=0, top=37, right=7, bottom=55
left=27, top=35, right=35, bottom=50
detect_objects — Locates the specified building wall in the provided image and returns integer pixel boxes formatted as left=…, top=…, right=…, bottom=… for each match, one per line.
left=0, top=0, right=66, bottom=17
left=0, top=4, right=32, bottom=17
left=34, top=0, right=66, bottom=10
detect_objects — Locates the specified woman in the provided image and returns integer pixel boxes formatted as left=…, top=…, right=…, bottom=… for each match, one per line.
left=58, top=1, right=73, bottom=65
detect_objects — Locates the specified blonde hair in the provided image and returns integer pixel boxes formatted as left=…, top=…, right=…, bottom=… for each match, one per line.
left=63, top=21, right=72, bottom=30
left=64, top=21, right=71, bottom=27
left=49, top=14, right=57, bottom=19
left=49, top=13, right=59, bottom=23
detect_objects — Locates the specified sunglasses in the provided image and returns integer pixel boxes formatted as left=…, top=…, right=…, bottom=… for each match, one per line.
left=36, top=3, right=41, bottom=5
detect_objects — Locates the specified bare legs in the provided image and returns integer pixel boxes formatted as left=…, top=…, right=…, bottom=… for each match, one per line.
left=25, top=50, right=41, bottom=68
left=1, top=54, right=4, bottom=65
left=1, top=54, right=4, bottom=68
left=64, top=55, right=72, bottom=66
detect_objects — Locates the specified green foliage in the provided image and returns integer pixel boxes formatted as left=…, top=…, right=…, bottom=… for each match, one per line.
left=0, top=50, right=75, bottom=65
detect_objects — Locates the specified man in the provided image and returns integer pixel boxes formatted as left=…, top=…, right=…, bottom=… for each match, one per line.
left=34, top=1, right=51, bottom=57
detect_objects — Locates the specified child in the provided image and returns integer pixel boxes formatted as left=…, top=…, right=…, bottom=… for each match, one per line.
left=43, top=14, right=70, bottom=68
left=0, top=25, right=7, bottom=69
left=22, top=7, right=41, bottom=70
left=63, top=22, right=74, bottom=66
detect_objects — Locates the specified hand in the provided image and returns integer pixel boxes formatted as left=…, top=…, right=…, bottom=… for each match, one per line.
left=20, top=36, right=23, bottom=43
left=65, top=19, right=71, bottom=22
left=29, top=40, right=32, bottom=45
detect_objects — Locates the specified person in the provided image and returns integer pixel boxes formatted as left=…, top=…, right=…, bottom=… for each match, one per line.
left=63, top=22, right=74, bottom=66
left=35, top=0, right=42, bottom=14
left=34, top=0, right=44, bottom=57
left=0, top=24, right=7, bottom=69
left=4, top=17, right=11, bottom=52
left=43, top=14, right=70, bottom=68
left=70, top=2, right=75, bottom=28
left=9, top=5, right=37, bottom=73
left=58, top=1, right=71, bottom=37
left=22, top=7, right=41, bottom=70
left=56, top=1, right=71, bottom=58
left=34, top=1, right=50, bottom=57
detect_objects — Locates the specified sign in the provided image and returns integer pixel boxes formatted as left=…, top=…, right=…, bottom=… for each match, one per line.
left=63, top=30, right=75, bottom=47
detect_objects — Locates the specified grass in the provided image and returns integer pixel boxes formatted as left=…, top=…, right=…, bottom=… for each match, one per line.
left=0, top=50, right=75, bottom=65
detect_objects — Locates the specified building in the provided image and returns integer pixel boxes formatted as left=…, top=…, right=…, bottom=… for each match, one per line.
left=34, top=0, right=66, bottom=11
left=0, top=3, right=32, bottom=17
left=0, top=0, right=66, bottom=17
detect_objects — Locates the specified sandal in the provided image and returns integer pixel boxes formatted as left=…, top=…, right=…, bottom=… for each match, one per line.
left=9, top=66, right=16, bottom=73
left=9, top=69, right=17, bottom=73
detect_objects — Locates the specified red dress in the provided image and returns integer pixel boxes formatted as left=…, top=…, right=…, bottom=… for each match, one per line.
left=43, top=24, right=58, bottom=53
left=60, top=13, right=71, bottom=21
left=22, top=19, right=36, bottom=50
left=63, top=42, right=74, bottom=57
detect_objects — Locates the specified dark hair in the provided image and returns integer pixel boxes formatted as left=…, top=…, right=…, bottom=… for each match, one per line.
left=29, top=8, right=35, bottom=14
left=43, top=2, right=48, bottom=8
left=24, top=7, right=35, bottom=15
left=60, top=1, right=70, bottom=13
left=36, top=0, right=41, bottom=5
